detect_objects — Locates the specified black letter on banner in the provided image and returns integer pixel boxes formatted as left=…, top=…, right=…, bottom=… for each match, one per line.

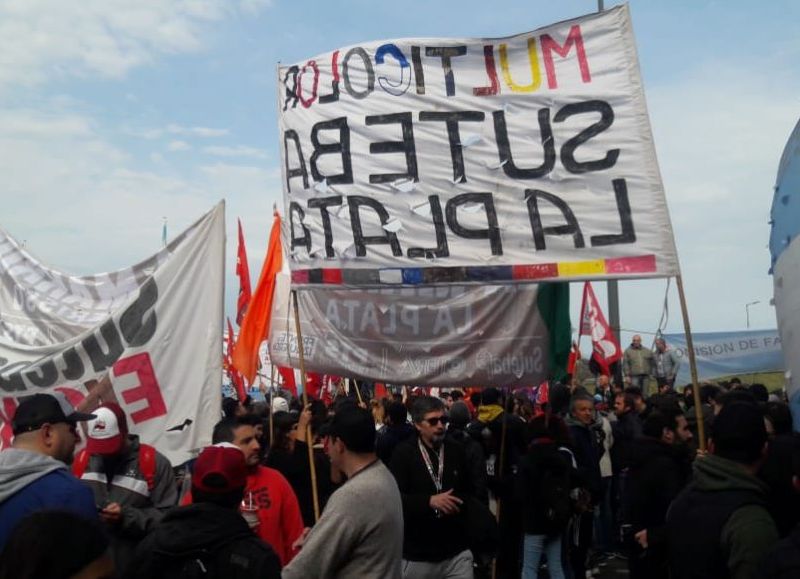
left=590, top=179, right=635, bottom=246
left=284, top=130, right=309, bottom=192
left=366, top=113, right=418, bottom=184
left=310, top=117, right=353, bottom=185
left=407, top=195, right=450, bottom=258
left=24, top=360, right=58, bottom=388
left=554, top=100, right=619, bottom=174
left=493, top=108, right=555, bottom=179
left=419, top=111, right=485, bottom=183
left=445, top=193, right=502, bottom=255
left=342, top=47, right=375, bottom=99
left=0, top=365, right=26, bottom=393
left=526, top=189, right=585, bottom=250
left=411, top=46, right=425, bottom=95
left=425, top=46, right=467, bottom=96
left=282, top=65, right=299, bottom=111
left=308, top=196, right=343, bottom=258
left=61, top=347, right=85, bottom=381
left=120, top=278, right=158, bottom=347
left=347, top=196, right=402, bottom=257
left=290, top=202, right=311, bottom=253
left=83, top=320, right=124, bottom=373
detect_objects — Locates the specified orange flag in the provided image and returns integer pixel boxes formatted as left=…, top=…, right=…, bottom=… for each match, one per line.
left=232, top=213, right=282, bottom=383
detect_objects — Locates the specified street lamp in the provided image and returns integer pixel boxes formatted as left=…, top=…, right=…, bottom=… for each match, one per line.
left=746, top=301, right=760, bottom=329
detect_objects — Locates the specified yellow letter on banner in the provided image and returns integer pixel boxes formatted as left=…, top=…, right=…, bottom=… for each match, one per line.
left=499, top=38, right=542, bottom=93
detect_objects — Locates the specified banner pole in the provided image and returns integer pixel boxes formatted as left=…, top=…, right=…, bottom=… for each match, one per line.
left=676, top=275, right=707, bottom=451
left=268, top=363, right=276, bottom=450
left=292, top=289, right=321, bottom=522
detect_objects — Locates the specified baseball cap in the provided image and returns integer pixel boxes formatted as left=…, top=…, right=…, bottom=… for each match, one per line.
left=86, top=403, right=129, bottom=456
left=192, top=444, right=248, bottom=494
left=12, top=393, right=96, bottom=435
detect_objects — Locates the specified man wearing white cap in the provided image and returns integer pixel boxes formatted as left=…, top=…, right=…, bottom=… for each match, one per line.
left=0, top=392, right=97, bottom=549
left=74, top=401, right=177, bottom=571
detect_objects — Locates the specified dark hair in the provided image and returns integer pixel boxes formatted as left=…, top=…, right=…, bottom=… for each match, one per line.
left=711, top=402, right=767, bottom=464
left=642, top=411, right=677, bottom=439
left=718, top=389, right=757, bottom=408
left=614, top=392, right=635, bottom=412
left=765, top=402, right=793, bottom=436
left=212, top=416, right=256, bottom=445
left=270, top=411, right=298, bottom=451
left=0, top=511, right=110, bottom=579
left=386, top=402, right=408, bottom=425
left=451, top=391, right=464, bottom=401
left=749, top=383, right=769, bottom=403
left=221, top=397, right=240, bottom=418
left=624, top=386, right=643, bottom=399
left=527, top=414, right=572, bottom=448
left=237, top=414, right=262, bottom=428
left=411, top=396, right=445, bottom=424
left=700, top=384, right=721, bottom=405
left=328, top=406, right=375, bottom=453
left=570, top=393, right=594, bottom=413
left=481, top=388, right=501, bottom=406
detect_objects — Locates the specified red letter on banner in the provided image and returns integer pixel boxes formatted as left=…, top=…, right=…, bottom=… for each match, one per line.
left=113, top=353, right=167, bottom=424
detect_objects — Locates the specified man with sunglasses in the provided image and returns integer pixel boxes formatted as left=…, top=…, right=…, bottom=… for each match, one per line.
left=390, top=396, right=474, bottom=579
left=0, top=392, right=97, bottom=549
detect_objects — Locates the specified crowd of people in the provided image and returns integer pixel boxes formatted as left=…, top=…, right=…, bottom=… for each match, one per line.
left=0, top=346, right=799, bottom=579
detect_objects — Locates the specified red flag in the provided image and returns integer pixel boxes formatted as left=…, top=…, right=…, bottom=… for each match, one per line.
left=226, top=318, right=247, bottom=401
left=278, top=366, right=300, bottom=398
left=233, top=214, right=282, bottom=383
left=566, top=341, right=581, bottom=375
left=236, top=219, right=252, bottom=326
left=578, top=282, right=622, bottom=376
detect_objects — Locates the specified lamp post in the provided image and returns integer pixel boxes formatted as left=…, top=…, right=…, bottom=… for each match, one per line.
left=745, top=300, right=760, bottom=329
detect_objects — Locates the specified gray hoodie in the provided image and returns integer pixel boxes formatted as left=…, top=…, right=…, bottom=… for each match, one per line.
left=0, top=448, right=65, bottom=502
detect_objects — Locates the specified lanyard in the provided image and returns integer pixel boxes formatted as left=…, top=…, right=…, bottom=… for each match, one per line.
left=418, top=438, right=444, bottom=492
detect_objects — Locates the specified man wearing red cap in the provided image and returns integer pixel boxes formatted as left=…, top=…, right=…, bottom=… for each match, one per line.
left=75, top=402, right=177, bottom=571
left=127, top=444, right=281, bottom=578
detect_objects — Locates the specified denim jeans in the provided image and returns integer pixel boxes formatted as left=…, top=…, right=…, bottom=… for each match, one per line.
left=522, top=534, right=566, bottom=579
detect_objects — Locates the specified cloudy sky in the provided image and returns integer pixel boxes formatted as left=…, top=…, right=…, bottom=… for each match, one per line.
left=1, top=0, right=797, bottom=344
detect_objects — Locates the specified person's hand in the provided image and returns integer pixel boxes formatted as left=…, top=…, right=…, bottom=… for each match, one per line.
left=634, top=529, right=648, bottom=549
left=429, top=490, right=463, bottom=515
left=292, top=527, right=311, bottom=550
left=100, top=502, right=122, bottom=525
left=695, top=448, right=708, bottom=460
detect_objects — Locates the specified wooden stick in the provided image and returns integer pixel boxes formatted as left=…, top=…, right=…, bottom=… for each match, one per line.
left=292, top=289, right=321, bottom=522
left=676, top=275, right=707, bottom=451
left=353, top=379, right=364, bottom=405
left=268, top=364, right=276, bottom=450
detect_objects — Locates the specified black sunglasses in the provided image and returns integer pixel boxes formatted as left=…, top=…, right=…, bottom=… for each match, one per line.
left=424, top=416, right=449, bottom=426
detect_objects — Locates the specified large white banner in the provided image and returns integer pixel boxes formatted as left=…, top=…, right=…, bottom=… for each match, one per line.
left=278, top=4, right=678, bottom=287
left=0, top=203, right=225, bottom=464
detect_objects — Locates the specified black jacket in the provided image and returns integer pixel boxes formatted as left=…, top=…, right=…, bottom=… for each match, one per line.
left=389, top=435, right=472, bottom=562
left=610, top=411, right=642, bottom=473
left=567, top=417, right=603, bottom=504
left=445, top=427, right=488, bottom=505
left=125, top=503, right=281, bottom=579
left=515, top=441, right=577, bottom=536
left=624, top=437, right=691, bottom=538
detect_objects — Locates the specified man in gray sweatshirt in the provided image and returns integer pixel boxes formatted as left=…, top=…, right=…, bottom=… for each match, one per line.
left=282, top=404, right=403, bottom=579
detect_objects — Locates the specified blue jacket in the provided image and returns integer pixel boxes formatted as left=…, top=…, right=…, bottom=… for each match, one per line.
left=0, top=448, right=97, bottom=549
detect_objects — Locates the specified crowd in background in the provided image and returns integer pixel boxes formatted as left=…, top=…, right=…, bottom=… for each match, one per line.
left=0, top=336, right=799, bottom=579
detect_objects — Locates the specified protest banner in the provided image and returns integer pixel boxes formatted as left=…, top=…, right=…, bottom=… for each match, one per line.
left=278, top=4, right=678, bottom=286
left=0, top=203, right=225, bottom=464
left=268, top=268, right=569, bottom=386
left=662, top=329, right=783, bottom=386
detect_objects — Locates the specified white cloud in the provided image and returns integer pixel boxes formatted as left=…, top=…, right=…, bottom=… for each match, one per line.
left=167, top=139, right=191, bottom=152
left=166, top=124, right=229, bottom=138
left=0, top=0, right=272, bottom=91
left=203, top=145, right=268, bottom=160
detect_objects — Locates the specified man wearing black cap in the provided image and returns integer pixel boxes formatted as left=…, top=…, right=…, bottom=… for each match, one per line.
left=666, top=402, right=779, bottom=579
left=283, top=405, right=403, bottom=578
left=0, top=392, right=97, bottom=549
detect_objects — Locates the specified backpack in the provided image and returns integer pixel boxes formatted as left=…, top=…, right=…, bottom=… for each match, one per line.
left=537, top=465, right=573, bottom=533
left=72, top=444, right=157, bottom=491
